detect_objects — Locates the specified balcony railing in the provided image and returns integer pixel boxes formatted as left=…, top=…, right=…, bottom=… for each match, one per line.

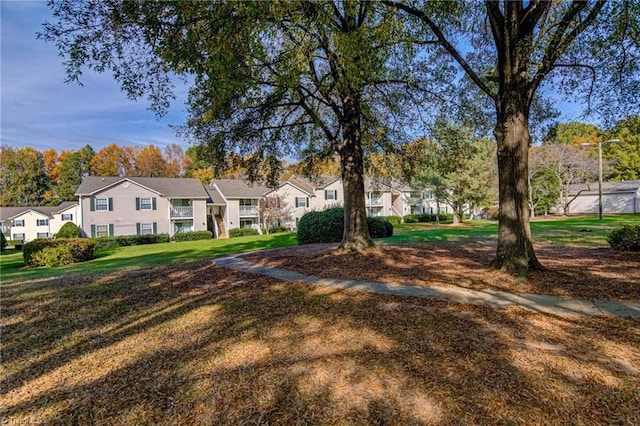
left=239, top=206, right=259, bottom=217
left=171, top=206, right=193, bottom=218
left=366, top=197, right=384, bottom=206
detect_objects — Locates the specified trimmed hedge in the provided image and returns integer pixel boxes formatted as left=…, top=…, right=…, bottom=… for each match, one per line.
left=297, top=208, right=393, bottom=245
left=228, top=227, right=260, bottom=238
left=174, top=231, right=212, bottom=242
left=92, top=234, right=169, bottom=250
left=404, top=213, right=454, bottom=223
left=263, top=225, right=289, bottom=234
left=378, top=216, right=402, bottom=225
left=297, top=208, right=344, bottom=245
left=23, top=238, right=95, bottom=267
left=56, top=222, right=82, bottom=238
left=0, top=232, right=6, bottom=251
left=607, top=224, right=640, bottom=251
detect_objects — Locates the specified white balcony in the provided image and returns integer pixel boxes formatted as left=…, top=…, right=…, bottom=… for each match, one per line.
left=171, top=206, right=193, bottom=218
left=239, top=206, right=259, bottom=217
left=366, top=197, right=384, bottom=206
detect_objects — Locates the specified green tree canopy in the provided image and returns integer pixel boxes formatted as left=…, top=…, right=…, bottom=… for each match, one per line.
left=42, top=1, right=442, bottom=251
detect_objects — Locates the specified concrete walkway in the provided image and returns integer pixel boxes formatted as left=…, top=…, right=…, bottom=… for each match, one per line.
left=213, top=255, right=640, bottom=318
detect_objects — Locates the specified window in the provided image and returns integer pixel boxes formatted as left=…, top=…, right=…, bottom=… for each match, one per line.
left=325, top=190, right=337, bottom=200
left=95, top=198, right=109, bottom=211
left=240, top=219, right=255, bottom=228
left=295, top=197, right=309, bottom=208
left=61, top=214, right=73, bottom=221
left=37, top=232, right=50, bottom=238
left=11, top=219, right=25, bottom=227
left=239, top=199, right=257, bottom=206
left=174, top=220, right=193, bottom=234
left=12, top=233, right=25, bottom=241
left=138, top=222, right=155, bottom=235
left=36, top=219, right=49, bottom=226
left=95, top=225, right=110, bottom=237
left=136, top=197, right=156, bottom=210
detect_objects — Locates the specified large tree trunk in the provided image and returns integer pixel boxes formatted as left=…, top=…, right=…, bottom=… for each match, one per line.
left=490, top=98, right=544, bottom=275
left=338, top=94, right=374, bottom=252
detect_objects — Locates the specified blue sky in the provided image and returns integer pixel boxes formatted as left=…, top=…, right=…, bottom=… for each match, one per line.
left=2, top=1, right=595, bottom=154
left=1, top=0, right=190, bottom=153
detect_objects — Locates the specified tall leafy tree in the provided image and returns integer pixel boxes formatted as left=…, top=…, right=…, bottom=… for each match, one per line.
left=413, top=122, right=497, bottom=223
left=604, top=116, right=640, bottom=180
left=41, top=1, right=437, bottom=252
left=0, top=146, right=49, bottom=206
left=389, top=1, right=640, bottom=274
left=90, top=143, right=135, bottom=177
left=133, top=144, right=168, bottom=177
left=56, top=144, right=95, bottom=200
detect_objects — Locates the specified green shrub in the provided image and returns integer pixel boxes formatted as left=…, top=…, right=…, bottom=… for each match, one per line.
left=298, top=208, right=393, bottom=245
left=0, top=231, right=6, bottom=251
left=56, top=222, right=82, bottom=238
left=378, top=215, right=401, bottom=225
left=92, top=234, right=169, bottom=250
left=264, top=225, right=289, bottom=234
left=174, top=231, right=212, bottom=242
left=607, top=224, right=640, bottom=251
left=297, top=208, right=344, bottom=245
left=403, top=214, right=419, bottom=223
left=228, top=227, right=259, bottom=238
left=23, top=238, right=95, bottom=267
left=367, top=217, right=394, bottom=238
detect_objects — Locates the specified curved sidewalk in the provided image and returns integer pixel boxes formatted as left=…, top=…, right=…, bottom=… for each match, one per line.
left=213, top=255, right=640, bottom=318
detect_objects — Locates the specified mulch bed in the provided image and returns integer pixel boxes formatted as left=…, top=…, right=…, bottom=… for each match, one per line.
left=241, top=241, right=640, bottom=301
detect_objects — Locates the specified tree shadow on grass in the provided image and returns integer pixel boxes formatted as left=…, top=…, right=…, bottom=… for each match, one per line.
left=1, top=261, right=639, bottom=424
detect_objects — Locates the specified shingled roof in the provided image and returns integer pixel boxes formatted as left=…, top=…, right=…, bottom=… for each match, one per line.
left=76, top=177, right=209, bottom=198
left=210, top=179, right=271, bottom=198
left=568, top=180, right=640, bottom=195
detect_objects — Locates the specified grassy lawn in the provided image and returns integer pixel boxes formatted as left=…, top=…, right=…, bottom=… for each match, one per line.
left=0, top=232, right=297, bottom=281
left=1, top=215, right=639, bottom=424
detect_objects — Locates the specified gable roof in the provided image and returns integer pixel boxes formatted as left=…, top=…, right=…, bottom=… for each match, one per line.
left=76, top=176, right=209, bottom=198
left=569, top=180, right=640, bottom=195
left=205, top=186, right=226, bottom=206
left=210, top=179, right=271, bottom=198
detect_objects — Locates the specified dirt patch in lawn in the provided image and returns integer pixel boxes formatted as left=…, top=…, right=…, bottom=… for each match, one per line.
left=241, top=242, right=640, bottom=301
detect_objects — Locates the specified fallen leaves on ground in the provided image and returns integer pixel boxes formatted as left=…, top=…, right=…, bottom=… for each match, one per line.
left=1, top=245, right=639, bottom=425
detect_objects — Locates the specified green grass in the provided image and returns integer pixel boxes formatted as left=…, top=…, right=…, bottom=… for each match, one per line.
left=385, top=215, right=640, bottom=247
left=0, top=232, right=297, bottom=281
left=2, top=215, right=639, bottom=282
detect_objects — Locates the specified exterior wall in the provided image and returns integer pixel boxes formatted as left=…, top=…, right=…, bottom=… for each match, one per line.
left=50, top=205, right=80, bottom=236
left=569, top=192, right=637, bottom=214
left=268, top=184, right=311, bottom=229
left=81, top=182, right=170, bottom=237
left=311, top=180, right=343, bottom=211
left=9, top=211, right=51, bottom=241
left=80, top=181, right=207, bottom=237
left=191, top=199, right=208, bottom=232
left=225, top=199, right=240, bottom=231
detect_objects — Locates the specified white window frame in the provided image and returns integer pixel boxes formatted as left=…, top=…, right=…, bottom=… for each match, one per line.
left=139, top=197, right=153, bottom=210
left=36, top=219, right=49, bottom=226
left=61, top=213, right=73, bottom=221
left=95, top=198, right=109, bottom=211
left=295, top=197, right=309, bottom=208
left=12, top=233, right=25, bottom=241
left=139, top=223, right=154, bottom=235
left=95, top=224, right=110, bottom=237
left=37, top=232, right=50, bottom=238
left=12, top=219, right=25, bottom=227
left=325, top=190, right=337, bottom=200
